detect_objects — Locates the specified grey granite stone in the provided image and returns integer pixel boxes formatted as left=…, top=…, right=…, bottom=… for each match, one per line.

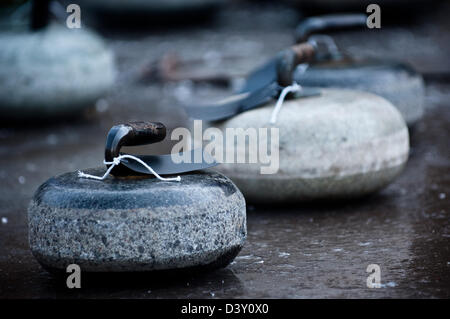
left=294, top=60, right=425, bottom=126
left=214, top=88, right=410, bottom=202
left=0, top=24, right=115, bottom=120
left=28, top=168, right=246, bottom=272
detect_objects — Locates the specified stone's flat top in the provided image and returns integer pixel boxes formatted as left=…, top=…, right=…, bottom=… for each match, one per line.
left=1, top=3, right=450, bottom=298
left=0, top=24, right=115, bottom=117
left=35, top=168, right=237, bottom=209
left=297, top=60, right=421, bottom=88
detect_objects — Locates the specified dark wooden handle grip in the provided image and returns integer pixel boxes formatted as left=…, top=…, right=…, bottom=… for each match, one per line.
left=121, top=121, right=166, bottom=147
left=104, top=121, right=166, bottom=163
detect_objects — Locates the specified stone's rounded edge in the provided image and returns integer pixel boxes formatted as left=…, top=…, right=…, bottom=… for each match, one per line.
left=0, top=24, right=115, bottom=119
left=218, top=162, right=407, bottom=203
left=32, top=168, right=241, bottom=210
left=212, top=88, right=409, bottom=202
left=27, top=169, right=247, bottom=272
left=294, top=60, right=425, bottom=125
left=30, top=241, right=244, bottom=273
left=38, top=245, right=242, bottom=276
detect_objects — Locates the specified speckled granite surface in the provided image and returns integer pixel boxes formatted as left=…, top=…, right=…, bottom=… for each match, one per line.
left=28, top=169, right=246, bottom=272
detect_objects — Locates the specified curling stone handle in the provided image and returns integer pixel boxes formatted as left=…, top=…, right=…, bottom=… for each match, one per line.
left=31, top=0, right=50, bottom=31
left=105, top=121, right=166, bottom=162
left=276, top=42, right=316, bottom=87
left=295, top=14, right=367, bottom=43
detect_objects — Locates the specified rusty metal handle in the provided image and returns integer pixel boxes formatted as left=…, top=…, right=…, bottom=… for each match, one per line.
left=295, top=14, right=367, bottom=43
left=104, top=121, right=166, bottom=163
left=276, top=42, right=316, bottom=87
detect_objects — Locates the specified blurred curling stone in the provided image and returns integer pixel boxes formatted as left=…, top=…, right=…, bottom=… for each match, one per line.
left=294, top=14, right=425, bottom=126
left=242, top=14, right=425, bottom=127
left=186, top=43, right=409, bottom=203
left=0, top=0, right=115, bottom=121
left=28, top=121, right=246, bottom=273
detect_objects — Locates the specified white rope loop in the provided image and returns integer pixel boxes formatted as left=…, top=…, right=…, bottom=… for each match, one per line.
left=78, top=154, right=181, bottom=182
left=269, top=82, right=302, bottom=124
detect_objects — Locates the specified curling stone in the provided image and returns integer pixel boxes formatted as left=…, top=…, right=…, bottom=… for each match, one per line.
left=28, top=121, right=246, bottom=273
left=294, top=58, right=425, bottom=126
left=215, top=88, right=409, bottom=202
left=241, top=14, right=425, bottom=126
left=293, top=14, right=425, bottom=126
left=188, top=43, right=410, bottom=203
left=0, top=1, right=115, bottom=120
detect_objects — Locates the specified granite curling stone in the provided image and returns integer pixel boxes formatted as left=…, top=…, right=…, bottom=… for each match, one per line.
left=214, top=88, right=410, bottom=203
left=0, top=23, right=115, bottom=120
left=28, top=121, right=246, bottom=273
left=292, top=14, right=425, bottom=126
left=294, top=59, right=425, bottom=127
left=238, top=14, right=424, bottom=127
